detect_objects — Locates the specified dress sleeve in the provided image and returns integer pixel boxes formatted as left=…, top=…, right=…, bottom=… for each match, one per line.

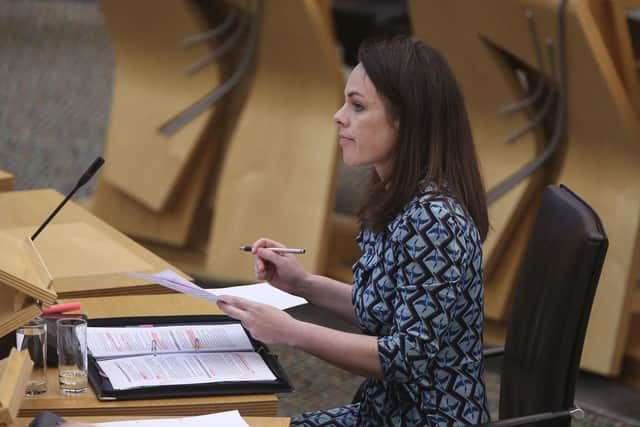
left=377, top=200, right=469, bottom=383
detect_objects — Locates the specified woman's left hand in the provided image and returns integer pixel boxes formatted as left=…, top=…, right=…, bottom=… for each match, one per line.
left=216, top=296, right=299, bottom=345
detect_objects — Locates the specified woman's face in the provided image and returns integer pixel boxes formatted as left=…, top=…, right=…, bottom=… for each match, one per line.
left=334, top=63, right=398, bottom=180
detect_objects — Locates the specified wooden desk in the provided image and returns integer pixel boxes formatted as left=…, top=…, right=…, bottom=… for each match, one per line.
left=12, top=415, right=290, bottom=427
left=0, top=191, right=282, bottom=417
left=18, top=366, right=278, bottom=418
left=16, top=295, right=280, bottom=418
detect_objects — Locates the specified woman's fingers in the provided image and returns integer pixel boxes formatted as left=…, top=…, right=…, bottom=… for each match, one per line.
left=252, top=237, right=285, bottom=252
left=216, top=295, right=254, bottom=320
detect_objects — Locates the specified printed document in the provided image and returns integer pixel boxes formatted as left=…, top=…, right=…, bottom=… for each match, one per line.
left=97, top=351, right=276, bottom=390
left=88, top=323, right=278, bottom=390
left=87, top=323, right=253, bottom=358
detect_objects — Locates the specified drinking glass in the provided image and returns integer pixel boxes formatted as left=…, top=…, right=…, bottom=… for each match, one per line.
left=56, top=318, right=88, bottom=394
left=16, top=317, right=47, bottom=395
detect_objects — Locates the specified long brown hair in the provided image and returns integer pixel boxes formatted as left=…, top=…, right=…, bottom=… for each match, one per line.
left=357, top=36, right=489, bottom=240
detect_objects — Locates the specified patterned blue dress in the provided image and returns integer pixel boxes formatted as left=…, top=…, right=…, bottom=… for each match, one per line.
left=290, top=186, right=490, bottom=426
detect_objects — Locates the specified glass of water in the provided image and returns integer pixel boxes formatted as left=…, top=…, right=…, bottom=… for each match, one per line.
left=56, top=318, right=88, bottom=394
left=16, top=317, right=47, bottom=395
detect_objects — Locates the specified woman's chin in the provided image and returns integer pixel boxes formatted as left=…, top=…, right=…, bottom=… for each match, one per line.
left=341, top=153, right=363, bottom=167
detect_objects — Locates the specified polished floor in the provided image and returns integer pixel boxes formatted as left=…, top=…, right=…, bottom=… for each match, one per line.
left=1, top=1, right=639, bottom=425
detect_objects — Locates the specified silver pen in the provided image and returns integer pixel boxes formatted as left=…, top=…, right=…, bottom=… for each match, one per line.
left=239, top=245, right=306, bottom=254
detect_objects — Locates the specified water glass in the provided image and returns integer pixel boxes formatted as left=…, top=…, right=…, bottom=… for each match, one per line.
left=56, top=318, right=88, bottom=394
left=16, top=317, right=47, bottom=395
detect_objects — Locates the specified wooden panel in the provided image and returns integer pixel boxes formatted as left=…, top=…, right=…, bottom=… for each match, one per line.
left=58, top=294, right=223, bottom=319
left=557, top=0, right=640, bottom=376
left=621, top=313, right=640, bottom=387
left=325, top=213, right=360, bottom=284
left=632, top=287, right=640, bottom=313
left=0, top=349, right=32, bottom=426
left=11, top=416, right=290, bottom=427
left=205, top=0, right=342, bottom=281
left=99, top=0, right=222, bottom=211
left=90, top=26, right=254, bottom=247
left=484, top=196, right=540, bottom=320
left=0, top=171, right=14, bottom=192
left=606, top=0, right=640, bottom=113
left=18, top=367, right=277, bottom=417
left=484, top=319, right=508, bottom=348
left=91, top=137, right=215, bottom=246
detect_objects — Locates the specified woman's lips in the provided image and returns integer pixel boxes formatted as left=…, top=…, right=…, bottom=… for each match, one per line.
left=338, top=136, right=354, bottom=146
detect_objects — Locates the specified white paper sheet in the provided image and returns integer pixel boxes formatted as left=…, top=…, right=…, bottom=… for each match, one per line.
left=93, top=410, right=250, bottom=427
left=209, top=282, right=307, bottom=310
left=87, top=324, right=253, bottom=358
left=128, top=270, right=219, bottom=303
left=97, top=351, right=276, bottom=390
left=128, top=269, right=308, bottom=309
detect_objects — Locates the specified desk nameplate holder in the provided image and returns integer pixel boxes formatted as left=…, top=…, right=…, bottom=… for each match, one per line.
left=0, top=349, right=33, bottom=427
left=0, top=221, right=181, bottom=301
left=0, top=232, right=56, bottom=338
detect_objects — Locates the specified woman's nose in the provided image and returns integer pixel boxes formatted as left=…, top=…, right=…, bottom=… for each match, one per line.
left=333, top=104, right=347, bottom=126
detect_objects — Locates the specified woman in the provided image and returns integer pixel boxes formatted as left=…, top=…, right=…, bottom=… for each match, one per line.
left=218, top=36, right=491, bottom=426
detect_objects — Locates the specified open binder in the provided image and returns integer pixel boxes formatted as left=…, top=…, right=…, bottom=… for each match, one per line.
left=86, top=315, right=293, bottom=401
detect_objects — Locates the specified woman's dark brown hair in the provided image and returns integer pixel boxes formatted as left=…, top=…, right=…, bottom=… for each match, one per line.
left=357, top=36, right=489, bottom=240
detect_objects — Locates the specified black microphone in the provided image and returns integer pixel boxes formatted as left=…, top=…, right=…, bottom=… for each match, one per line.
left=31, top=157, right=105, bottom=241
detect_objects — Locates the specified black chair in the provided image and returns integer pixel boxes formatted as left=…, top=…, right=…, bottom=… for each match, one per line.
left=483, top=184, right=608, bottom=426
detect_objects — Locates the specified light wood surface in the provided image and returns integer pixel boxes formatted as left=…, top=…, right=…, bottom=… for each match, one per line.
left=0, top=228, right=56, bottom=337
left=11, top=415, right=290, bottom=427
left=324, top=213, right=360, bottom=284
left=0, top=190, right=188, bottom=298
left=605, top=0, right=640, bottom=114
left=0, top=350, right=32, bottom=426
left=18, top=367, right=277, bottom=418
left=99, top=0, right=222, bottom=211
left=0, top=171, right=14, bottom=192
left=58, top=293, right=223, bottom=319
left=409, top=0, right=549, bottom=322
left=90, top=139, right=216, bottom=247
left=557, top=0, right=640, bottom=376
left=205, top=0, right=343, bottom=281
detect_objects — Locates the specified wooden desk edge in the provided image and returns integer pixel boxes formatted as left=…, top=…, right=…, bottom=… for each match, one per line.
left=12, top=415, right=290, bottom=427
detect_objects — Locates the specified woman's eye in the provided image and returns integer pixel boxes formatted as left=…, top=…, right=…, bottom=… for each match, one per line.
left=352, top=103, right=364, bottom=112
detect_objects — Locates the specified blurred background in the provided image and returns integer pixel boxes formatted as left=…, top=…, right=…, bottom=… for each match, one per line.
left=1, top=0, right=640, bottom=424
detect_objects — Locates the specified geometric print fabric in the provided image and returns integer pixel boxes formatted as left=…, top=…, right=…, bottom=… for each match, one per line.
left=291, top=186, right=490, bottom=426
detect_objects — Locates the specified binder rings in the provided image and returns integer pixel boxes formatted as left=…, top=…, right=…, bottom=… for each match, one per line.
left=86, top=315, right=293, bottom=401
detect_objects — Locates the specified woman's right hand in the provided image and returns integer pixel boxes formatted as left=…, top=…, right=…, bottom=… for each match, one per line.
left=251, top=238, right=309, bottom=296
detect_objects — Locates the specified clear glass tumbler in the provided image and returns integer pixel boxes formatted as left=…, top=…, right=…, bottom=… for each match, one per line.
left=16, top=317, right=47, bottom=395
left=56, top=318, right=88, bottom=394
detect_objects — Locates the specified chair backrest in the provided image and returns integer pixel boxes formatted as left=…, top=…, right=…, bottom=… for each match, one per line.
left=499, top=185, right=608, bottom=426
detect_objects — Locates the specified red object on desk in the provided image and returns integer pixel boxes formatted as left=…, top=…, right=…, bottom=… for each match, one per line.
left=42, top=302, right=81, bottom=314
